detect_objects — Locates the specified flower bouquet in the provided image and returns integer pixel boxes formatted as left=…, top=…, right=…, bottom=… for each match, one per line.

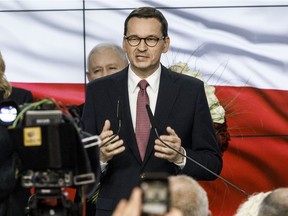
left=168, top=62, right=230, bottom=154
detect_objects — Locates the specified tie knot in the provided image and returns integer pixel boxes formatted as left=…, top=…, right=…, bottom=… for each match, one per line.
left=138, top=80, right=149, bottom=90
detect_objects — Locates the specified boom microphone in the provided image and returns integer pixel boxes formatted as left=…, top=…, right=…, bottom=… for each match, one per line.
left=99, top=99, right=122, bottom=148
left=145, top=104, right=250, bottom=197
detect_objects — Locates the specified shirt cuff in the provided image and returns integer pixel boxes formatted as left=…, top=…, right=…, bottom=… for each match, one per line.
left=100, top=161, right=108, bottom=173
left=174, top=147, right=186, bottom=169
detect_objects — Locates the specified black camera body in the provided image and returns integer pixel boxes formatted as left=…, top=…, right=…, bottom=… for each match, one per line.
left=10, top=119, right=77, bottom=188
left=0, top=100, right=98, bottom=216
left=9, top=108, right=94, bottom=189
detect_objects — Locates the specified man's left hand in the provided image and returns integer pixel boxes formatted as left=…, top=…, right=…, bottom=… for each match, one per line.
left=154, top=126, right=184, bottom=164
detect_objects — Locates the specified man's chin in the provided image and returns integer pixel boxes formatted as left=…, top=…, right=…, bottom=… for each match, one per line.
left=135, top=60, right=149, bottom=66
left=132, top=62, right=149, bottom=70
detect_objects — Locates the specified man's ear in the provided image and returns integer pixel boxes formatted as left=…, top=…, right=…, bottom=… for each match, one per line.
left=122, top=40, right=127, bottom=52
left=86, top=72, right=92, bottom=82
left=162, top=36, right=170, bottom=54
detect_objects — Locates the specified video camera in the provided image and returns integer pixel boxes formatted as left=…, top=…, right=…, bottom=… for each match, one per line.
left=0, top=99, right=100, bottom=216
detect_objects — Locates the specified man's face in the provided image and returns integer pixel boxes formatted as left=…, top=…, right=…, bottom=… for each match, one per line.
left=123, top=17, right=170, bottom=78
left=87, top=48, right=127, bottom=82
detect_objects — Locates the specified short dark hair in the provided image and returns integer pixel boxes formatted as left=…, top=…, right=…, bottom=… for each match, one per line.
left=124, top=7, right=168, bottom=37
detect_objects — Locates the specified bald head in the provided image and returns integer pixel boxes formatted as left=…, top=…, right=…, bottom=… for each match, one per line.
left=86, top=43, right=128, bottom=81
left=169, top=175, right=210, bottom=216
left=258, top=187, right=288, bottom=216
left=235, top=191, right=271, bottom=216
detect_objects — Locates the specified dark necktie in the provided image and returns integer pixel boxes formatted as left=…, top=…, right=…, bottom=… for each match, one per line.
left=136, top=80, right=150, bottom=160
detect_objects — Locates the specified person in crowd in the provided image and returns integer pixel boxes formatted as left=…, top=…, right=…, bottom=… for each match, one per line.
left=257, top=187, right=288, bottom=216
left=86, top=43, right=129, bottom=82
left=69, top=43, right=128, bottom=118
left=0, top=52, right=34, bottom=216
left=234, top=191, right=271, bottom=216
left=169, top=175, right=211, bottom=216
left=112, top=187, right=183, bottom=216
left=0, top=52, right=33, bottom=104
left=0, top=124, right=16, bottom=216
left=82, top=7, right=222, bottom=216
left=70, top=43, right=128, bottom=213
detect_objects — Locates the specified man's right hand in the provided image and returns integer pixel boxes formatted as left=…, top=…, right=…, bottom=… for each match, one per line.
left=99, top=120, right=125, bottom=163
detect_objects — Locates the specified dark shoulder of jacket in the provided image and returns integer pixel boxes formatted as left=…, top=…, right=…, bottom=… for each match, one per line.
left=9, top=87, right=34, bottom=104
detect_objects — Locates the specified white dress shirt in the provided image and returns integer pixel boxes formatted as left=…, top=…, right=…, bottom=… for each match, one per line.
left=128, top=66, right=160, bottom=131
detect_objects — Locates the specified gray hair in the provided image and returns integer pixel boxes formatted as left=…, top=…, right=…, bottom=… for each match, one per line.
left=257, top=187, right=288, bottom=216
left=235, top=191, right=271, bottom=216
left=169, top=175, right=210, bottom=216
left=87, top=43, right=128, bottom=70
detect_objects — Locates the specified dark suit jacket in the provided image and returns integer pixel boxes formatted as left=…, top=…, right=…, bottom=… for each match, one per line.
left=0, top=86, right=34, bottom=105
left=82, top=65, right=222, bottom=216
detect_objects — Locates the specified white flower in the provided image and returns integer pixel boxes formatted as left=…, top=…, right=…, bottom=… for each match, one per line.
left=169, top=62, right=225, bottom=124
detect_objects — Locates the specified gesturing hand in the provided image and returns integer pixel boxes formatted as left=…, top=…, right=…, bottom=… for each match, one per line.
left=99, top=120, right=125, bottom=163
left=154, top=126, right=184, bottom=164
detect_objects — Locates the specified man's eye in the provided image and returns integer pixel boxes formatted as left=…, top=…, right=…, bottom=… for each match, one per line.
left=146, top=37, right=157, bottom=42
left=129, top=37, right=139, bottom=41
left=93, top=69, right=101, bottom=74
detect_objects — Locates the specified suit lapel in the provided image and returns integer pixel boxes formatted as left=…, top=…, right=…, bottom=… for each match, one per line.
left=155, top=67, right=181, bottom=134
left=109, top=66, right=182, bottom=165
left=110, top=69, right=143, bottom=164
left=143, top=66, right=181, bottom=164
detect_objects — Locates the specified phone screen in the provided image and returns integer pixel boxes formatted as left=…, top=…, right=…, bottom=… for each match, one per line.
left=140, top=173, right=170, bottom=215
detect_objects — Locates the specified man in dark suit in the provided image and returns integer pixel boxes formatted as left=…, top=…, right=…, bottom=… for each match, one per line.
left=82, top=7, right=222, bottom=216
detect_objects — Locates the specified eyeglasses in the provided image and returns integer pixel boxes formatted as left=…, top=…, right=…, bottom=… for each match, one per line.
left=124, top=35, right=165, bottom=47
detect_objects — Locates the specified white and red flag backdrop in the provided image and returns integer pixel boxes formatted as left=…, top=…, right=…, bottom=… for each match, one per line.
left=1, top=1, right=288, bottom=215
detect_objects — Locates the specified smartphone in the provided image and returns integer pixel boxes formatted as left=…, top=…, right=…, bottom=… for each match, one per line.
left=140, top=173, right=170, bottom=215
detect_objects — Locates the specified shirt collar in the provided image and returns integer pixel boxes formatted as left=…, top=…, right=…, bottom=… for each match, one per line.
left=128, top=65, right=161, bottom=94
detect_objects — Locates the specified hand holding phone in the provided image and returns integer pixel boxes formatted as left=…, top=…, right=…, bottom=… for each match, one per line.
left=140, top=173, right=170, bottom=215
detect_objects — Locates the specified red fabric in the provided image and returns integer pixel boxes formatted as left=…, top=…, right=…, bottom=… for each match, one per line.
left=201, top=86, right=288, bottom=215
left=200, top=136, right=288, bottom=215
left=216, top=86, right=288, bottom=136
left=11, top=82, right=85, bottom=105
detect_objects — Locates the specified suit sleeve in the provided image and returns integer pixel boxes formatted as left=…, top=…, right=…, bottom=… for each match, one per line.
left=82, top=84, right=99, bottom=135
left=181, top=81, right=223, bottom=180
